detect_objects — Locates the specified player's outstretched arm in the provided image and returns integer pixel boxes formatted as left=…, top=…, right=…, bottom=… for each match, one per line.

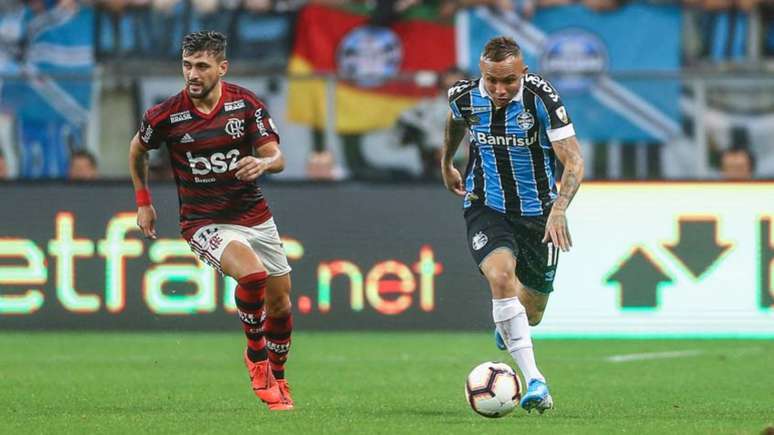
left=543, top=135, right=584, bottom=252
left=441, top=112, right=467, bottom=197
left=235, top=141, right=284, bottom=182
left=129, top=133, right=158, bottom=240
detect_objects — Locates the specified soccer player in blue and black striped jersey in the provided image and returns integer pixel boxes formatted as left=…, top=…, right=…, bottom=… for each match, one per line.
left=442, top=36, right=584, bottom=414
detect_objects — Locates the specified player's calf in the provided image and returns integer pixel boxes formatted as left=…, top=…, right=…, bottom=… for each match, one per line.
left=264, top=314, right=293, bottom=380
left=527, top=309, right=544, bottom=326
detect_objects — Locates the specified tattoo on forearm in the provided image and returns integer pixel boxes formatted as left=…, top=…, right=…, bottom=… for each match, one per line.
left=132, top=152, right=149, bottom=186
left=553, top=137, right=584, bottom=211
left=443, top=117, right=467, bottom=163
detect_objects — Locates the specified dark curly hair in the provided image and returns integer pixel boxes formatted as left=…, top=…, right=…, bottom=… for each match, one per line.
left=182, top=31, right=227, bottom=60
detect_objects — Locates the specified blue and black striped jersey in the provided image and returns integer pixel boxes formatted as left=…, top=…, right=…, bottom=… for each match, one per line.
left=448, top=73, right=575, bottom=216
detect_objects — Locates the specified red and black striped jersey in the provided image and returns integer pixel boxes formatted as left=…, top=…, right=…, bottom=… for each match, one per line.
left=138, top=81, right=279, bottom=240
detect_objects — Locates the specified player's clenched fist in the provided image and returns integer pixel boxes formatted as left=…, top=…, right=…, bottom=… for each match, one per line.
left=234, top=156, right=270, bottom=182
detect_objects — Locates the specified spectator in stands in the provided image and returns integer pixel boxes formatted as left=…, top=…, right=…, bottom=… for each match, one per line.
left=0, top=1, right=24, bottom=73
left=305, top=143, right=338, bottom=180
left=682, top=0, right=759, bottom=66
left=0, top=150, right=9, bottom=180
left=720, top=145, right=755, bottom=180
left=396, top=67, right=467, bottom=180
left=68, top=149, right=99, bottom=180
left=763, top=1, right=774, bottom=57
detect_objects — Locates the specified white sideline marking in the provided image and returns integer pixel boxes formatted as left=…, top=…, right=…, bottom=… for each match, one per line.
left=605, top=350, right=704, bottom=363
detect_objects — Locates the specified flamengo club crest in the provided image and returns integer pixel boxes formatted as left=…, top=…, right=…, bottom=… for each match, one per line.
left=225, top=118, right=244, bottom=139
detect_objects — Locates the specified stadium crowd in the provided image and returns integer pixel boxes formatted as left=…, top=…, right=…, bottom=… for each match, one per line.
left=0, top=0, right=772, bottom=180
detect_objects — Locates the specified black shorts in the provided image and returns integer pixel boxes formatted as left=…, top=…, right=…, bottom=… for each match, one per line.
left=464, top=205, right=559, bottom=294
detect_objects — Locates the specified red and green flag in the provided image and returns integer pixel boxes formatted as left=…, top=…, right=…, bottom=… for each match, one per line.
left=287, top=4, right=456, bottom=134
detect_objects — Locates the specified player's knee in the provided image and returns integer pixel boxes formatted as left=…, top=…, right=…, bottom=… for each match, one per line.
left=271, top=302, right=292, bottom=318
left=487, top=270, right=517, bottom=295
left=266, top=296, right=292, bottom=317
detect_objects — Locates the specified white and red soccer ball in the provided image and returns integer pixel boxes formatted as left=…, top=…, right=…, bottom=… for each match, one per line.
left=465, top=361, right=522, bottom=418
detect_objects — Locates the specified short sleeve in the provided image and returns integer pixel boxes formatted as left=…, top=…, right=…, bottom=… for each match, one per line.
left=447, top=80, right=474, bottom=121
left=530, top=76, right=575, bottom=142
left=138, top=111, right=165, bottom=150
left=247, top=99, right=280, bottom=147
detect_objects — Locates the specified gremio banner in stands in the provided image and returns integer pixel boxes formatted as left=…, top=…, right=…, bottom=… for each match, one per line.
left=458, top=4, right=682, bottom=142
left=0, top=4, right=95, bottom=178
left=0, top=183, right=772, bottom=336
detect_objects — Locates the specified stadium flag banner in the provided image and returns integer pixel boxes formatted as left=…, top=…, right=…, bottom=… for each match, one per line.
left=0, top=4, right=95, bottom=178
left=459, top=4, right=682, bottom=141
left=0, top=182, right=773, bottom=337
left=286, top=4, right=456, bottom=133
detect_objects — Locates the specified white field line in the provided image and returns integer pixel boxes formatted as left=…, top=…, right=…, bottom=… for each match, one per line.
left=605, top=350, right=704, bottom=363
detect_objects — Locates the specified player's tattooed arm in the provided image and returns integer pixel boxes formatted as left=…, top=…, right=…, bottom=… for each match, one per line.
left=543, top=135, right=584, bottom=252
left=552, top=135, right=584, bottom=212
left=129, top=132, right=158, bottom=239
left=441, top=112, right=468, bottom=197
left=129, top=133, right=150, bottom=189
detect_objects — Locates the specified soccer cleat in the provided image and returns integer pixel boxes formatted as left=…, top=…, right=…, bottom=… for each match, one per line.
left=243, top=351, right=282, bottom=405
left=268, top=379, right=294, bottom=411
left=494, top=329, right=507, bottom=351
left=520, top=379, right=554, bottom=414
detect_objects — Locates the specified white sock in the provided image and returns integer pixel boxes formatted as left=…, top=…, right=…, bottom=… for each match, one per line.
left=492, top=297, right=545, bottom=383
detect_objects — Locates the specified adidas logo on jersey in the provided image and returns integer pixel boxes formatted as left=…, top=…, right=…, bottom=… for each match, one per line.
left=181, top=133, right=195, bottom=143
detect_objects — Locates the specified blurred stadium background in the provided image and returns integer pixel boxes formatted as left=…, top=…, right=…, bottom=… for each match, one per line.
left=0, top=0, right=773, bottom=432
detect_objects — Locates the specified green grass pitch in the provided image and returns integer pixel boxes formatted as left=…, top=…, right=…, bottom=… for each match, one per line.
left=1, top=332, right=772, bottom=434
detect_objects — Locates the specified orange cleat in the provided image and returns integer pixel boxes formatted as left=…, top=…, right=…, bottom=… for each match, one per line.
left=270, top=379, right=294, bottom=411
left=243, top=351, right=281, bottom=405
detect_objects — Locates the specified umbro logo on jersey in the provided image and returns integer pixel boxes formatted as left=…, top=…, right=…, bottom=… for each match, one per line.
left=180, top=133, right=195, bottom=143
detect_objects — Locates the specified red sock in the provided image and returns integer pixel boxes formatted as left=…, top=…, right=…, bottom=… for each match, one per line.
left=264, top=314, right=293, bottom=379
left=236, top=272, right=268, bottom=362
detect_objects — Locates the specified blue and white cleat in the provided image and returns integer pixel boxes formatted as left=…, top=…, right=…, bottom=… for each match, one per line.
left=494, top=329, right=506, bottom=350
left=520, top=379, right=554, bottom=414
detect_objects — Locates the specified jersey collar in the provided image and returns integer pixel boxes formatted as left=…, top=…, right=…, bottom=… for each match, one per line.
left=478, top=76, right=524, bottom=104
left=185, top=81, right=226, bottom=120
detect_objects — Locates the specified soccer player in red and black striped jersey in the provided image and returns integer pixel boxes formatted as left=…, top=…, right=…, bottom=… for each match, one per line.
left=128, top=31, right=294, bottom=411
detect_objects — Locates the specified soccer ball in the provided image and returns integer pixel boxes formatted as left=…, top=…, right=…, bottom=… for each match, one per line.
left=465, top=361, right=522, bottom=418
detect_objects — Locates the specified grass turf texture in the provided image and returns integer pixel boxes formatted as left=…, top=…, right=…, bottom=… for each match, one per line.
left=1, top=333, right=772, bottom=434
